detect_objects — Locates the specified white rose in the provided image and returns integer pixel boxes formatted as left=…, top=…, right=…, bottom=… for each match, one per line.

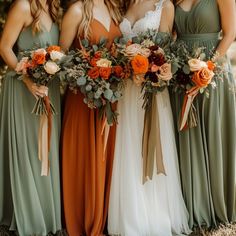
left=188, top=59, right=207, bottom=72
left=44, top=61, right=60, bottom=75
left=96, top=58, right=112, bottom=67
left=50, top=50, right=65, bottom=61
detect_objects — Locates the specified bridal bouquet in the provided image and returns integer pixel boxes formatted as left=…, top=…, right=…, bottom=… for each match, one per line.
left=60, top=38, right=129, bottom=125
left=116, top=31, right=177, bottom=182
left=16, top=45, right=66, bottom=115
left=116, top=30, right=176, bottom=110
left=15, top=45, right=66, bottom=176
left=171, top=42, right=225, bottom=130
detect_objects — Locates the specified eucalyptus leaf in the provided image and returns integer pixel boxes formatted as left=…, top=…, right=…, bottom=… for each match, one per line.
left=81, top=39, right=89, bottom=48
left=171, top=62, right=179, bottom=74
left=99, top=37, right=107, bottom=46
left=77, top=77, right=87, bottom=86
left=94, top=99, right=102, bottom=108
left=104, top=89, right=113, bottom=100
left=92, top=45, right=98, bottom=52
left=85, top=84, right=92, bottom=91
left=183, top=64, right=191, bottom=74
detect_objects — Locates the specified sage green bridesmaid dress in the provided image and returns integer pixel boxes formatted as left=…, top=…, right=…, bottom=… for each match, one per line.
left=0, top=24, right=62, bottom=235
left=170, top=0, right=236, bottom=228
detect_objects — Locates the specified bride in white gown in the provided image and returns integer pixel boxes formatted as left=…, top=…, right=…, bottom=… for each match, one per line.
left=108, top=0, right=191, bottom=235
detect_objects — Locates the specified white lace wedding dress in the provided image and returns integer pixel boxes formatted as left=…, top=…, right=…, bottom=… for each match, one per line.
left=108, top=1, right=191, bottom=236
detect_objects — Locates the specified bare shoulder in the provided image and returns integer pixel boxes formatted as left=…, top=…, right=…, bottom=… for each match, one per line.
left=64, top=1, right=83, bottom=23
left=5, top=0, right=31, bottom=27
left=10, top=0, right=31, bottom=16
left=162, top=0, right=174, bottom=12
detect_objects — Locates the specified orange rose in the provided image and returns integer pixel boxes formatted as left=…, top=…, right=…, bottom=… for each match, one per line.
left=88, top=67, right=100, bottom=79
left=113, top=65, right=123, bottom=77
left=207, top=60, right=215, bottom=71
left=47, top=45, right=61, bottom=53
left=94, top=51, right=102, bottom=59
left=99, top=67, right=112, bottom=79
left=90, top=57, right=98, bottom=67
left=32, top=52, right=46, bottom=65
left=192, top=67, right=214, bottom=88
left=131, top=55, right=149, bottom=74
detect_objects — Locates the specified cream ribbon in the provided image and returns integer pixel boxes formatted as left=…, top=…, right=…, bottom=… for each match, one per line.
left=38, top=95, right=52, bottom=176
left=38, top=113, right=49, bottom=176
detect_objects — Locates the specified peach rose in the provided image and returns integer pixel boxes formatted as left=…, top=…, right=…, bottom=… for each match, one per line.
left=96, top=58, right=112, bottom=67
left=188, top=58, right=207, bottom=72
left=125, top=43, right=142, bottom=57
left=157, top=63, right=172, bottom=81
left=192, top=67, right=214, bottom=88
left=15, top=57, right=29, bottom=74
left=44, top=61, right=60, bottom=75
left=151, top=64, right=159, bottom=72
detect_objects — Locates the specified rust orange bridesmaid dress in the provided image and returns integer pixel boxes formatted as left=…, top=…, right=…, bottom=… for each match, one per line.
left=62, top=19, right=121, bottom=236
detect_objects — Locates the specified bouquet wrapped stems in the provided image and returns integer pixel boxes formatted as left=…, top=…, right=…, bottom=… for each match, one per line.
left=179, top=87, right=199, bottom=131
left=100, top=102, right=117, bottom=155
left=15, top=45, right=66, bottom=175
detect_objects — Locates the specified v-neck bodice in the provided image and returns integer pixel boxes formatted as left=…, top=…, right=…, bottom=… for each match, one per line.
left=175, top=0, right=221, bottom=35
left=74, top=19, right=121, bottom=49
left=17, top=23, right=59, bottom=51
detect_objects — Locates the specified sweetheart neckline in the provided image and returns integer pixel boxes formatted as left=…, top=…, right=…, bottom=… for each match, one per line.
left=122, top=2, right=160, bottom=30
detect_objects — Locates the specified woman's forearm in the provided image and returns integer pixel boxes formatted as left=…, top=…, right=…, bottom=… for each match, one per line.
left=0, top=47, right=18, bottom=69
left=216, top=32, right=235, bottom=56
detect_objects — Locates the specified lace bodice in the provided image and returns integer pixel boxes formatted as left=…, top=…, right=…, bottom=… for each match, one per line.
left=119, top=0, right=165, bottom=38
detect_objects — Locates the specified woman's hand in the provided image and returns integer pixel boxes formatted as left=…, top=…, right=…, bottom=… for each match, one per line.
left=22, top=77, right=48, bottom=99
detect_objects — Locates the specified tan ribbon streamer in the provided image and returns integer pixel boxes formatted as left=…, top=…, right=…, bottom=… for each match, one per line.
left=38, top=96, right=52, bottom=176
left=179, top=87, right=199, bottom=131
left=142, top=95, right=166, bottom=184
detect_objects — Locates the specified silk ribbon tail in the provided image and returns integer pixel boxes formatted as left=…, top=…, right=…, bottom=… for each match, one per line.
left=38, top=114, right=49, bottom=176
left=179, top=88, right=199, bottom=131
